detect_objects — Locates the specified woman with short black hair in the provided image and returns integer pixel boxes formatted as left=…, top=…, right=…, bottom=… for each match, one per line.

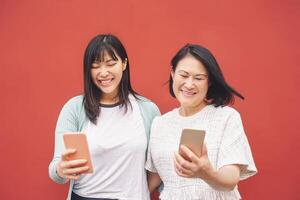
left=146, top=44, right=257, bottom=199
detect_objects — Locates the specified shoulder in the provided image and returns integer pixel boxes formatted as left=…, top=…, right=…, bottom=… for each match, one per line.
left=64, top=95, right=84, bottom=107
left=162, top=108, right=179, bottom=118
left=210, top=105, right=241, bottom=117
left=135, top=95, right=160, bottom=115
left=210, top=105, right=243, bottom=125
left=136, top=95, right=158, bottom=108
left=59, top=95, right=85, bottom=116
left=152, top=108, right=178, bottom=124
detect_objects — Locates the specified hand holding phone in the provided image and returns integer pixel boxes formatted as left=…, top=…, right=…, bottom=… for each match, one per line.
left=56, top=148, right=89, bottom=180
left=63, top=133, right=93, bottom=173
left=179, top=129, right=206, bottom=161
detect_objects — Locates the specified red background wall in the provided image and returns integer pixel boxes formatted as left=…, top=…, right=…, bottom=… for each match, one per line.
left=1, top=0, right=299, bottom=199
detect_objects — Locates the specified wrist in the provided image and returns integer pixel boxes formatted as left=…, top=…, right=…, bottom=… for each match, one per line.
left=204, top=167, right=218, bottom=182
left=201, top=168, right=223, bottom=189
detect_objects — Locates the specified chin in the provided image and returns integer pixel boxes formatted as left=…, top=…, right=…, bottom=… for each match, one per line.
left=178, top=95, right=195, bottom=102
left=178, top=99, right=194, bottom=106
left=99, top=86, right=115, bottom=94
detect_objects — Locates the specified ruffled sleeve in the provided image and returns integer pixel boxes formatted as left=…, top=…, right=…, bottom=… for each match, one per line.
left=217, top=110, right=257, bottom=180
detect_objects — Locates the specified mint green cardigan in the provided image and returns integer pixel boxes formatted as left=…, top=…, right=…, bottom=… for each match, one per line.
left=48, top=95, right=160, bottom=200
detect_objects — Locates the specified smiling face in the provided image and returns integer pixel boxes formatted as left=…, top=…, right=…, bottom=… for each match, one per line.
left=91, top=51, right=126, bottom=102
left=171, top=54, right=209, bottom=114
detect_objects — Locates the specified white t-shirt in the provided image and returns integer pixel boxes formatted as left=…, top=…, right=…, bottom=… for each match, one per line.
left=73, top=96, right=150, bottom=200
left=146, top=105, right=257, bottom=200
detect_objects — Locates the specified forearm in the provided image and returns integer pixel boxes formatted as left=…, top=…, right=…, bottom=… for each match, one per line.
left=204, top=165, right=240, bottom=191
left=147, top=171, right=161, bottom=193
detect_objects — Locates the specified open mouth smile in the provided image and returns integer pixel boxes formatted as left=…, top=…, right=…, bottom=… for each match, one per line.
left=98, top=78, right=114, bottom=87
left=181, top=90, right=196, bottom=97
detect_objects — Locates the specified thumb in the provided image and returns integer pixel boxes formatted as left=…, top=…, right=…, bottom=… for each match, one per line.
left=62, top=149, right=76, bottom=160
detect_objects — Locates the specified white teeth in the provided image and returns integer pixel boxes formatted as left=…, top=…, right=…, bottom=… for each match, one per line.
left=99, top=79, right=112, bottom=86
left=182, top=90, right=195, bottom=96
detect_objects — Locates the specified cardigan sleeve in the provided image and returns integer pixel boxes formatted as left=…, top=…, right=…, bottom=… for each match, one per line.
left=136, top=96, right=161, bottom=142
left=217, top=111, right=257, bottom=180
left=48, top=96, right=83, bottom=184
left=145, top=117, right=160, bottom=173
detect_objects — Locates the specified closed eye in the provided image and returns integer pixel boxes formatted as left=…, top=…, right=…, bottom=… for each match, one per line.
left=91, top=63, right=100, bottom=68
left=107, top=62, right=117, bottom=67
left=179, top=74, right=188, bottom=78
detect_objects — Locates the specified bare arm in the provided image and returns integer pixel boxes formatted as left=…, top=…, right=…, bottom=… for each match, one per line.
left=147, top=171, right=162, bottom=193
left=202, top=165, right=240, bottom=191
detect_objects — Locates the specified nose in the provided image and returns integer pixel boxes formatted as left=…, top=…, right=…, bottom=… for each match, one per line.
left=98, top=68, right=109, bottom=77
left=184, top=77, right=194, bottom=88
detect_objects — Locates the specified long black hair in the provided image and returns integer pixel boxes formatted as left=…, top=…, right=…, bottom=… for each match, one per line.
left=83, top=34, right=137, bottom=124
left=169, top=44, right=244, bottom=106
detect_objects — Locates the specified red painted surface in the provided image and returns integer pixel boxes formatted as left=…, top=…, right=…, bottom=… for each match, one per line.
left=1, top=0, right=299, bottom=199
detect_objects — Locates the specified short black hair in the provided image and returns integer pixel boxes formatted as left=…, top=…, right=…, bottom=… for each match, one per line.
left=83, top=34, right=137, bottom=124
left=169, top=44, right=244, bottom=106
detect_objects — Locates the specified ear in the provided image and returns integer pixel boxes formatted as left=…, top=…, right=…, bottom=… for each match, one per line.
left=122, top=58, right=127, bottom=71
left=204, top=98, right=212, bottom=104
left=171, top=68, right=175, bottom=79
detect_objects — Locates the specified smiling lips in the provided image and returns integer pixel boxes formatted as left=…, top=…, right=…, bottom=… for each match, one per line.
left=98, top=78, right=114, bottom=87
left=181, top=89, right=196, bottom=97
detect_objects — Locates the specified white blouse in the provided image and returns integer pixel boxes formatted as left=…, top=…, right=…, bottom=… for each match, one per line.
left=146, top=105, right=257, bottom=200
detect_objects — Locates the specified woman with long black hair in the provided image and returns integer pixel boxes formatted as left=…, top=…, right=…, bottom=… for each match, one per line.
left=49, top=34, right=160, bottom=200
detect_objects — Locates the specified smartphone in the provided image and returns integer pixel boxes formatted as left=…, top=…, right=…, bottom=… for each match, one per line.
left=179, top=129, right=206, bottom=161
left=63, top=133, right=93, bottom=173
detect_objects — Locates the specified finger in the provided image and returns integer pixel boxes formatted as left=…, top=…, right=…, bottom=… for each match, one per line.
left=174, top=164, right=192, bottom=178
left=61, top=159, right=87, bottom=169
left=180, top=145, right=200, bottom=163
left=61, top=149, right=77, bottom=160
left=173, top=157, right=193, bottom=176
left=174, top=152, right=193, bottom=170
left=63, top=166, right=90, bottom=175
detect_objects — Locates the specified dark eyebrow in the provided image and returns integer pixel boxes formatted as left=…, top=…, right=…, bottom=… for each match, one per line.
left=178, top=70, right=189, bottom=74
left=178, top=70, right=207, bottom=76
left=195, top=73, right=208, bottom=77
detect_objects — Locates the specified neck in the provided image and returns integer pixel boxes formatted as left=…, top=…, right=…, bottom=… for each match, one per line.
left=179, top=102, right=207, bottom=117
left=100, top=92, right=119, bottom=105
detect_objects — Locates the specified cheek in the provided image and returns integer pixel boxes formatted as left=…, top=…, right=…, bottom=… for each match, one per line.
left=172, top=80, right=180, bottom=95
left=198, top=84, right=209, bottom=96
left=172, top=77, right=181, bottom=90
left=90, top=70, right=100, bottom=86
left=90, top=69, right=97, bottom=79
left=118, top=70, right=124, bottom=78
left=112, top=64, right=124, bottom=76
